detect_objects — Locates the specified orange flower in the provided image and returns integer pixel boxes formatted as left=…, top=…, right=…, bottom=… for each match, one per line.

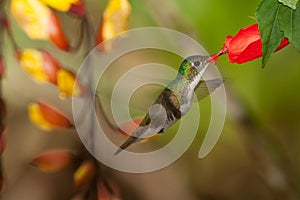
left=31, top=149, right=74, bottom=172
left=28, top=101, right=73, bottom=131
left=19, top=49, right=61, bottom=84
left=10, top=0, right=69, bottom=50
left=56, top=68, right=82, bottom=99
left=74, top=161, right=96, bottom=188
left=96, top=0, right=131, bottom=51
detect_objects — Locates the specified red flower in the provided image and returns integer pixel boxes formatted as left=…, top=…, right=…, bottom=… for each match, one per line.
left=209, top=24, right=289, bottom=64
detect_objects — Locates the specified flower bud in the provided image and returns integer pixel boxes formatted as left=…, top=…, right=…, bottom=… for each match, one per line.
left=31, top=149, right=74, bottom=172
left=19, top=49, right=61, bottom=84
left=10, top=0, right=69, bottom=50
left=96, top=0, right=131, bottom=51
left=28, top=101, right=73, bottom=131
left=56, top=69, right=82, bottom=99
left=74, top=161, right=96, bottom=188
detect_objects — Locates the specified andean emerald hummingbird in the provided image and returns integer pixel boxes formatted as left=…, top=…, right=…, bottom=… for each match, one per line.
left=115, top=55, right=223, bottom=155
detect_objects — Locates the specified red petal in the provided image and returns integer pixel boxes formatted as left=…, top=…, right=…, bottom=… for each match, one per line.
left=230, top=39, right=262, bottom=64
left=31, top=149, right=74, bottom=172
left=229, top=24, right=261, bottom=53
left=40, top=50, right=61, bottom=84
left=37, top=101, right=73, bottom=128
left=96, top=17, right=105, bottom=51
left=276, top=38, right=289, bottom=51
left=226, top=24, right=261, bottom=63
left=48, top=12, right=69, bottom=51
left=69, top=1, right=85, bottom=17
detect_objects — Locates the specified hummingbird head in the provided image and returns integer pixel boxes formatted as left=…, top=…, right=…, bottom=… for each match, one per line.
left=178, top=55, right=211, bottom=80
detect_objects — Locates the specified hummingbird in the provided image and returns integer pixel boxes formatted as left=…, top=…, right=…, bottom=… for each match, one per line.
left=114, top=55, right=223, bottom=155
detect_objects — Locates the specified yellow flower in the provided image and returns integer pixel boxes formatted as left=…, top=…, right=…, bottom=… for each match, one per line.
left=11, top=0, right=51, bottom=39
left=19, top=49, right=48, bottom=83
left=28, top=101, right=73, bottom=131
left=97, top=0, right=131, bottom=51
left=74, top=161, right=96, bottom=188
left=19, top=49, right=61, bottom=84
left=57, top=69, right=82, bottom=99
left=40, top=0, right=79, bottom=12
left=10, top=0, right=69, bottom=50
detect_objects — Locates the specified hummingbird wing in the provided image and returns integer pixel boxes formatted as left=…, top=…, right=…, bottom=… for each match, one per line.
left=115, top=86, right=183, bottom=155
left=193, top=78, right=224, bottom=102
left=155, top=88, right=181, bottom=133
left=157, top=88, right=181, bottom=123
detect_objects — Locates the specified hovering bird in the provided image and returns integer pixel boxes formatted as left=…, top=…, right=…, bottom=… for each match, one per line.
left=115, top=55, right=223, bottom=155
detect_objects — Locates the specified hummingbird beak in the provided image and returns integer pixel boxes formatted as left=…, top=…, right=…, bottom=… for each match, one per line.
left=196, top=56, right=211, bottom=77
left=204, top=56, right=214, bottom=66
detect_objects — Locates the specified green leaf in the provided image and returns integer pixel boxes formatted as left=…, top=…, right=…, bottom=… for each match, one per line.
left=278, top=0, right=299, bottom=9
left=256, top=0, right=285, bottom=67
left=279, top=5, right=300, bottom=51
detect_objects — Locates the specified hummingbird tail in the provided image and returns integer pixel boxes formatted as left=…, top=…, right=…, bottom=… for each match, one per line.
left=114, top=136, right=138, bottom=156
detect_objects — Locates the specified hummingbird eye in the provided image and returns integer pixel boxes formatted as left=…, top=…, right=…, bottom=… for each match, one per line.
left=193, top=61, right=201, bottom=67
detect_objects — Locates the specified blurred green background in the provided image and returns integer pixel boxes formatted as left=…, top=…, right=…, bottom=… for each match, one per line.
left=2, top=0, right=300, bottom=200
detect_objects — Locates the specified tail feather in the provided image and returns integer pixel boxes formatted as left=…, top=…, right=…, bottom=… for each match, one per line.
left=114, top=136, right=138, bottom=155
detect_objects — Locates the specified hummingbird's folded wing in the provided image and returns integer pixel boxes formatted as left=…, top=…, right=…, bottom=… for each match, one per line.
left=193, top=78, right=225, bottom=102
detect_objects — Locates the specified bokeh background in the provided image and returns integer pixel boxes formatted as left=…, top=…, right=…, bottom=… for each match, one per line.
left=2, top=0, right=300, bottom=199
